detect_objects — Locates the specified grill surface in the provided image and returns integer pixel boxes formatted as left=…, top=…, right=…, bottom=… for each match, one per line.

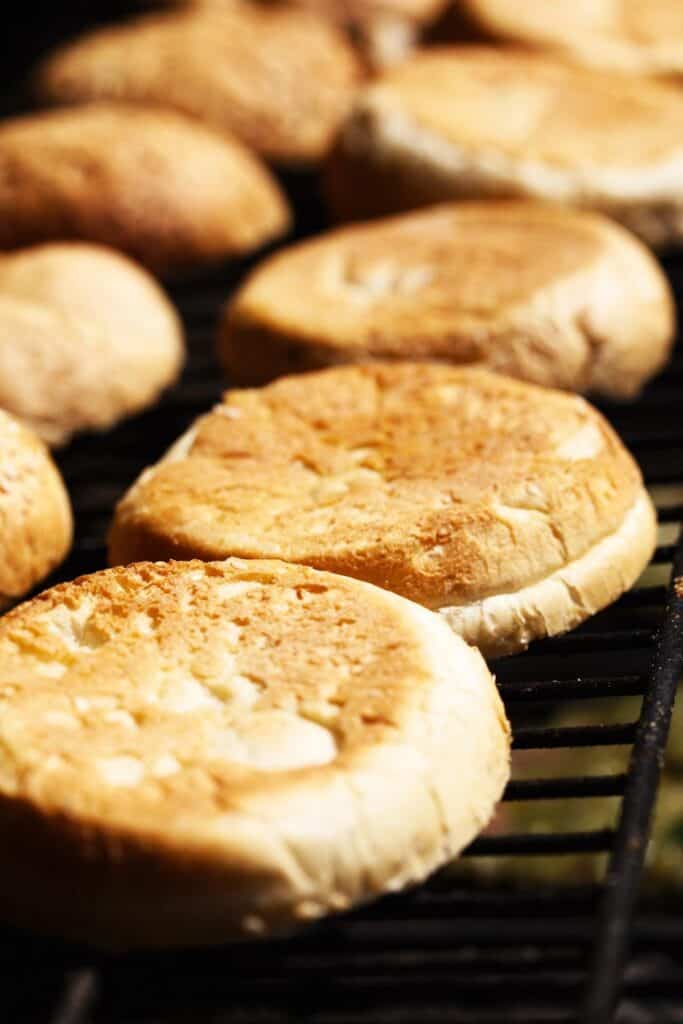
left=2, top=9, right=683, bottom=1021
left=1, top=245, right=680, bottom=1024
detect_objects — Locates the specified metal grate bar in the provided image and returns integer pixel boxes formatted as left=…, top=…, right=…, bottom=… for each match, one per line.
left=617, top=586, right=668, bottom=607
left=322, top=1012, right=578, bottom=1024
left=465, top=830, right=614, bottom=856
left=48, top=970, right=98, bottom=1024
left=498, top=676, right=646, bottom=702
left=582, top=530, right=683, bottom=1023
left=504, top=775, right=627, bottom=801
left=657, top=505, right=683, bottom=522
left=523, top=632, right=654, bottom=654
left=512, top=724, right=637, bottom=749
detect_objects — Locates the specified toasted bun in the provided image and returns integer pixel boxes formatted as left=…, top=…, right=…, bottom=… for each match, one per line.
left=221, top=201, right=674, bottom=398
left=0, top=244, right=184, bottom=446
left=35, top=5, right=361, bottom=166
left=0, top=558, right=509, bottom=947
left=180, top=0, right=448, bottom=70
left=195, top=0, right=445, bottom=28
left=0, top=411, right=72, bottom=606
left=130, top=0, right=443, bottom=70
left=262, top=0, right=448, bottom=69
left=440, top=488, right=656, bottom=656
left=109, top=363, right=655, bottom=655
left=446, top=0, right=683, bottom=80
left=325, top=47, right=683, bottom=246
left=270, top=0, right=437, bottom=70
left=0, top=104, right=289, bottom=274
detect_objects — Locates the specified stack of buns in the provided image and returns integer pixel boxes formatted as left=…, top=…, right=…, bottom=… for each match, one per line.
left=0, top=1, right=677, bottom=948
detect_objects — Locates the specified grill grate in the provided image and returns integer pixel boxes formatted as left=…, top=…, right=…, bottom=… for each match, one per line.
left=2, top=10, right=683, bottom=1018
left=0, top=255, right=679, bottom=1024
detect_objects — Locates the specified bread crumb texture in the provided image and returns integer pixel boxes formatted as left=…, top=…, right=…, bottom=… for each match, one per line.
left=452, top=0, right=683, bottom=78
left=0, top=410, right=72, bottom=605
left=0, top=104, right=289, bottom=273
left=110, top=363, right=647, bottom=609
left=222, top=201, right=673, bottom=397
left=326, top=47, right=683, bottom=244
left=36, top=5, right=361, bottom=165
left=0, top=243, right=184, bottom=445
left=0, top=558, right=509, bottom=946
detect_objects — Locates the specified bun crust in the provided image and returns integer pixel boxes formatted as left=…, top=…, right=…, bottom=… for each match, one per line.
left=0, top=411, right=72, bottom=606
left=109, top=363, right=654, bottom=654
left=36, top=6, right=362, bottom=166
left=0, top=558, right=509, bottom=947
left=0, top=104, right=290, bottom=274
left=441, top=488, right=656, bottom=656
left=221, top=201, right=673, bottom=398
left=0, top=243, right=184, bottom=445
left=326, top=47, right=683, bottom=246
left=449, top=0, right=683, bottom=80
left=182, top=0, right=448, bottom=70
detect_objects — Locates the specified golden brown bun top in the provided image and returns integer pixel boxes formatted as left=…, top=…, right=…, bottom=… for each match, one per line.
left=190, top=0, right=447, bottom=71
left=356, top=46, right=683, bottom=168
left=233, top=201, right=600, bottom=339
left=0, top=103, right=289, bottom=273
left=36, top=5, right=362, bottom=165
left=221, top=0, right=445, bottom=27
left=0, top=557, right=484, bottom=836
left=254, top=0, right=446, bottom=32
left=0, top=410, right=72, bottom=604
left=109, top=363, right=644, bottom=607
left=0, top=243, right=184, bottom=446
left=223, top=201, right=674, bottom=397
left=456, top=0, right=683, bottom=77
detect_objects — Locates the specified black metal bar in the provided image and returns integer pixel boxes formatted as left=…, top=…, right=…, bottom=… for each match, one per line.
left=48, top=970, right=98, bottom=1024
left=582, top=530, right=683, bottom=1023
left=616, top=586, right=668, bottom=607
left=313, top=1011, right=581, bottom=1019
left=464, top=830, right=614, bottom=857
left=656, top=505, right=683, bottom=522
left=513, top=724, right=637, bottom=749
left=504, top=775, right=626, bottom=801
left=536, top=631, right=654, bottom=652
left=498, top=676, right=646, bottom=702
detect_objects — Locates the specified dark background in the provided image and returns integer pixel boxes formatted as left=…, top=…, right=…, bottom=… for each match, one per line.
left=2, top=4, right=144, bottom=108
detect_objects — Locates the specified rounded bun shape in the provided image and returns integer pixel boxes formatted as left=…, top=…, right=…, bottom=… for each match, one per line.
left=326, top=47, right=683, bottom=247
left=109, top=363, right=656, bottom=656
left=0, top=243, right=184, bottom=445
left=35, top=5, right=362, bottom=166
left=0, top=103, right=290, bottom=274
left=448, top=0, right=683, bottom=80
left=221, top=201, right=673, bottom=398
left=0, top=411, right=72, bottom=606
left=0, top=558, right=509, bottom=947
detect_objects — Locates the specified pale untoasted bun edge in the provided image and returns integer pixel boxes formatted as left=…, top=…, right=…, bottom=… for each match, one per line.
left=438, top=488, right=656, bottom=657
left=0, top=568, right=509, bottom=948
left=327, top=99, right=683, bottom=246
